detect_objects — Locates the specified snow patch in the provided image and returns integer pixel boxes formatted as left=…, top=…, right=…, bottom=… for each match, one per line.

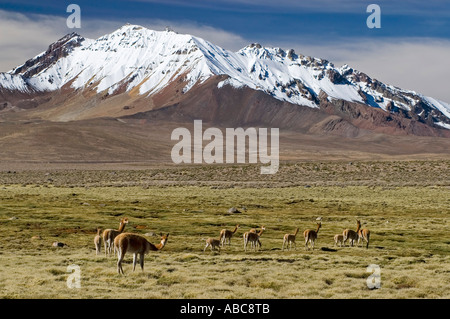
left=435, top=122, right=450, bottom=130
left=422, top=96, right=450, bottom=119
left=217, top=78, right=246, bottom=89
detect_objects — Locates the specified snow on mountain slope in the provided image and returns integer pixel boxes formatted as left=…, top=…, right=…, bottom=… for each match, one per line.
left=422, top=96, right=450, bottom=119
left=0, top=73, right=29, bottom=91
left=1, top=24, right=449, bottom=126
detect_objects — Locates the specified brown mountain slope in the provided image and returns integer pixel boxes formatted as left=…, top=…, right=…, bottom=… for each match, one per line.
left=1, top=116, right=450, bottom=169
left=124, top=75, right=450, bottom=138
left=1, top=76, right=449, bottom=168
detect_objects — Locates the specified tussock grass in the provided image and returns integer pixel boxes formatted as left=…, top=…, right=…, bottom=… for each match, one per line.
left=0, top=162, right=449, bottom=299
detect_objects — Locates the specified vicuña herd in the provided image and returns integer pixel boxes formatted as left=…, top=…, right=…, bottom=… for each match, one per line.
left=96, top=217, right=371, bottom=274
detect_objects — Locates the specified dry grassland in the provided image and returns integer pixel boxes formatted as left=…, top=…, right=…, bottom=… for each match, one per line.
left=0, top=161, right=448, bottom=299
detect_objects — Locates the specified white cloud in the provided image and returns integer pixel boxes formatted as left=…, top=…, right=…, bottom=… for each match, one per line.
left=2, top=11, right=141, bottom=70
left=0, top=10, right=249, bottom=72
left=0, top=11, right=64, bottom=72
left=134, top=0, right=450, bottom=15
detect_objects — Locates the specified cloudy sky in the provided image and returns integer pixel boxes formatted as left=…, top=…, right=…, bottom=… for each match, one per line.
left=1, top=0, right=449, bottom=102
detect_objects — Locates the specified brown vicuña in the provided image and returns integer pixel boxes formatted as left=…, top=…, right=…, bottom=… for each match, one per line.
left=115, top=232, right=169, bottom=274
left=282, top=227, right=299, bottom=250
left=342, top=219, right=360, bottom=247
left=102, top=217, right=129, bottom=256
left=94, top=228, right=102, bottom=255
left=304, top=222, right=321, bottom=250
left=358, top=222, right=371, bottom=249
left=204, top=237, right=221, bottom=252
left=219, top=224, right=240, bottom=247
left=334, top=234, right=344, bottom=247
left=243, top=226, right=265, bottom=251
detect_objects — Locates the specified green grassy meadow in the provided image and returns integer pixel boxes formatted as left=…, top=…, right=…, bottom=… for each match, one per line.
left=0, top=163, right=449, bottom=299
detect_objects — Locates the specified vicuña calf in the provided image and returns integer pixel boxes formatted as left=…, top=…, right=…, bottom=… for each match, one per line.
left=304, top=222, right=321, bottom=251
left=282, top=227, right=299, bottom=250
left=219, top=224, right=239, bottom=247
left=94, top=228, right=102, bottom=255
left=334, top=234, right=344, bottom=247
left=102, top=217, right=129, bottom=257
left=115, top=232, right=169, bottom=275
left=204, top=237, right=221, bottom=252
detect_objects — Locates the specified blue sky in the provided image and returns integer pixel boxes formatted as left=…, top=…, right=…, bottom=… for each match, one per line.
left=2, top=0, right=450, bottom=42
left=1, top=0, right=449, bottom=101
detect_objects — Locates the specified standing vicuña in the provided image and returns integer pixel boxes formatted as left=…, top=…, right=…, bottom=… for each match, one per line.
left=102, top=217, right=129, bottom=257
left=244, top=226, right=265, bottom=251
left=358, top=222, right=371, bottom=249
left=304, top=222, right=321, bottom=250
left=219, top=224, right=240, bottom=247
left=204, top=237, right=221, bottom=252
left=342, top=219, right=360, bottom=247
left=334, top=234, right=344, bottom=247
left=94, top=228, right=102, bottom=255
left=282, top=227, right=299, bottom=250
left=115, top=232, right=169, bottom=274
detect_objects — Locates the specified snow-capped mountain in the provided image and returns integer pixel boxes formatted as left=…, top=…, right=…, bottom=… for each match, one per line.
left=1, top=24, right=450, bottom=131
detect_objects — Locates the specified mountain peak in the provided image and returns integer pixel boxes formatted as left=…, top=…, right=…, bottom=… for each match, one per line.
left=9, top=32, right=85, bottom=78
left=114, top=23, right=146, bottom=33
left=92, top=24, right=195, bottom=52
left=1, top=25, right=449, bottom=129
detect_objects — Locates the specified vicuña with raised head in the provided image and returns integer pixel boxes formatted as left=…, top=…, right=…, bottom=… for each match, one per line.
left=244, top=226, right=265, bottom=251
left=282, top=227, right=299, bottom=251
left=219, top=224, right=240, bottom=247
left=304, top=222, right=321, bottom=251
left=358, top=222, right=371, bottom=249
left=102, top=217, right=129, bottom=257
left=342, top=219, right=360, bottom=247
